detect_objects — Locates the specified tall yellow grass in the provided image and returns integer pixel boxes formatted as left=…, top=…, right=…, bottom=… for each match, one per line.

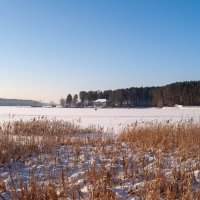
left=0, top=119, right=199, bottom=199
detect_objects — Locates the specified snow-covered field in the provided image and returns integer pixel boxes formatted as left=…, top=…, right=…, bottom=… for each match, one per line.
left=0, top=106, right=199, bottom=132
left=0, top=106, right=200, bottom=199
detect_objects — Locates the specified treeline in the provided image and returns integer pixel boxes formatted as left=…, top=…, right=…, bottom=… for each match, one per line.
left=0, top=98, right=44, bottom=107
left=77, top=81, right=200, bottom=107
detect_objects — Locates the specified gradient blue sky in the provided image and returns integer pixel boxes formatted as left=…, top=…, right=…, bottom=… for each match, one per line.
left=0, top=0, right=199, bottom=103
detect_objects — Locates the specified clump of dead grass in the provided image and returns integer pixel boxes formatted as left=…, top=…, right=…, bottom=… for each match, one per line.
left=0, top=119, right=200, bottom=199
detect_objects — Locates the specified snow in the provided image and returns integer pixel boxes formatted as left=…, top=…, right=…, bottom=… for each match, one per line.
left=0, top=144, right=178, bottom=199
left=94, top=99, right=107, bottom=103
left=0, top=106, right=199, bottom=133
left=0, top=106, right=200, bottom=198
left=194, top=170, right=200, bottom=183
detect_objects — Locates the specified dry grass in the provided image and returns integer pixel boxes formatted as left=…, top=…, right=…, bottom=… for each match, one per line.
left=0, top=118, right=103, bottom=166
left=0, top=119, right=200, bottom=199
left=118, top=120, right=200, bottom=158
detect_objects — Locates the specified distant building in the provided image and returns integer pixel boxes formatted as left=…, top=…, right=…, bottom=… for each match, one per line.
left=93, top=99, right=107, bottom=108
left=175, top=104, right=183, bottom=109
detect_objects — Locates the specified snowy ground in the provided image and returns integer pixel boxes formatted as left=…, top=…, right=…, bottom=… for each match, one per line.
left=0, top=106, right=200, bottom=199
left=0, top=106, right=199, bottom=133
left=1, top=137, right=200, bottom=199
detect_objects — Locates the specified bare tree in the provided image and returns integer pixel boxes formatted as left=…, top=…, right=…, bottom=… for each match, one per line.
left=60, top=98, right=66, bottom=107
left=73, top=94, right=78, bottom=104
left=66, top=94, right=72, bottom=106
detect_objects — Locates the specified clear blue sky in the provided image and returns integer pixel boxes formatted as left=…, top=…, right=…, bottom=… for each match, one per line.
left=0, top=0, right=199, bottom=103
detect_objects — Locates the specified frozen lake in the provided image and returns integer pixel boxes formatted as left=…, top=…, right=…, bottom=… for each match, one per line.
left=0, top=106, right=199, bottom=132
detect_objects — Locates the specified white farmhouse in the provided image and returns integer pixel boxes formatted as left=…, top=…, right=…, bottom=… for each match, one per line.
left=93, top=99, right=107, bottom=108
